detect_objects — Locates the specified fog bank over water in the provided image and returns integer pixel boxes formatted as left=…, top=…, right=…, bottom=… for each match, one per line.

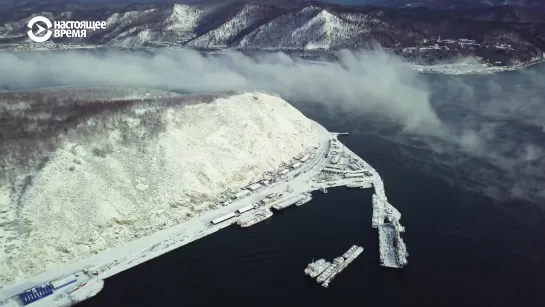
left=0, top=49, right=543, bottom=203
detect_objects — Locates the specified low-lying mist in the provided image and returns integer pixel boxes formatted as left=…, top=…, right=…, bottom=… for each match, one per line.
left=0, top=49, right=543, bottom=203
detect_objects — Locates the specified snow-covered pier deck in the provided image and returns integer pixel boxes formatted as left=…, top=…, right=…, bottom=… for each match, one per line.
left=378, top=224, right=407, bottom=268
left=321, top=134, right=408, bottom=269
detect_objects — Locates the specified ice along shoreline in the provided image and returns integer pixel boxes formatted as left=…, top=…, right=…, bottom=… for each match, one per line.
left=0, top=121, right=407, bottom=306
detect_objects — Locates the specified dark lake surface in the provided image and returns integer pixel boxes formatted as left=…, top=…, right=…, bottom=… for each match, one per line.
left=5, top=50, right=541, bottom=306
left=80, top=99, right=545, bottom=307
left=0, top=51, right=545, bottom=307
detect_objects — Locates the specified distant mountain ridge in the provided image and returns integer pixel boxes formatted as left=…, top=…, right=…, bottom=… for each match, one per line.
left=2, top=0, right=545, bottom=11
left=377, top=0, right=545, bottom=10
left=0, top=0, right=544, bottom=66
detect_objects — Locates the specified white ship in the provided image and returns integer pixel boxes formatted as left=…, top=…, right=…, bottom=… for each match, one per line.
left=304, top=259, right=331, bottom=278
left=260, top=193, right=283, bottom=205
left=272, top=197, right=303, bottom=210
left=316, top=257, right=344, bottom=283
left=320, top=187, right=328, bottom=194
left=295, top=193, right=313, bottom=207
left=322, top=246, right=364, bottom=288
left=306, top=245, right=364, bottom=288
left=237, top=209, right=273, bottom=228
left=342, top=245, right=358, bottom=258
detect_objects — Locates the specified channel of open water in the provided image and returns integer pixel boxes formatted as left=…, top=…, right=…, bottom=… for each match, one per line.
left=81, top=107, right=545, bottom=307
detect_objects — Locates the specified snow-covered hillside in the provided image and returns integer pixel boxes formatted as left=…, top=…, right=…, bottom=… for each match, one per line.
left=0, top=89, right=320, bottom=286
left=186, top=4, right=264, bottom=49
left=1, top=1, right=544, bottom=66
left=238, top=6, right=368, bottom=50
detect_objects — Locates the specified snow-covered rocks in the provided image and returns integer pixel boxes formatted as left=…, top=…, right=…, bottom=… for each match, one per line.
left=0, top=90, right=320, bottom=286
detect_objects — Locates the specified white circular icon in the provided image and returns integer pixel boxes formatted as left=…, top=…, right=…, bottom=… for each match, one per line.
left=27, top=16, right=53, bottom=43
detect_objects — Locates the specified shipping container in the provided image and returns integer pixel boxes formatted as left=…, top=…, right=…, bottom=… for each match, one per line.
left=323, top=168, right=344, bottom=174
left=291, top=162, right=302, bottom=169
left=344, top=173, right=364, bottom=178
left=246, top=183, right=262, bottom=191
left=237, top=204, right=255, bottom=214
left=51, top=275, right=78, bottom=290
left=348, top=164, right=360, bottom=171
left=211, top=212, right=237, bottom=225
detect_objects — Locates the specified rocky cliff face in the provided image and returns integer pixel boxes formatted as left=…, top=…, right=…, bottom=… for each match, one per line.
left=0, top=88, right=320, bottom=285
left=0, top=0, right=544, bottom=66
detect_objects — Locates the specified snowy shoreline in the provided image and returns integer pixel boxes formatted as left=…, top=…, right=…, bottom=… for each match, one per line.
left=0, top=91, right=321, bottom=286
left=2, top=45, right=542, bottom=75
left=0, top=120, right=330, bottom=304
left=409, top=60, right=545, bottom=75
left=1, top=122, right=408, bottom=306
